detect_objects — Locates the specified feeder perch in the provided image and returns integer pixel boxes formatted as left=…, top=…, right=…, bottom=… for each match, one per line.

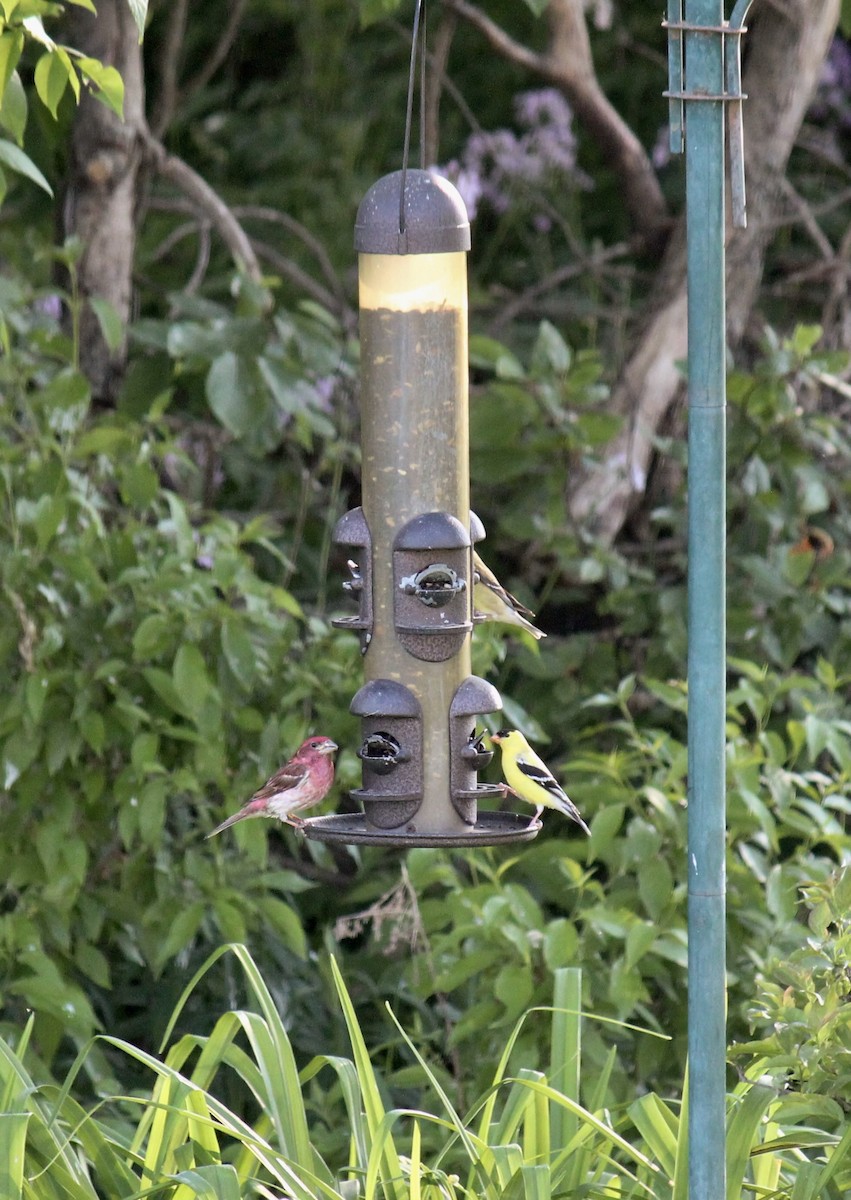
left=331, top=507, right=373, bottom=654
left=349, top=678, right=422, bottom=830
left=394, top=511, right=472, bottom=662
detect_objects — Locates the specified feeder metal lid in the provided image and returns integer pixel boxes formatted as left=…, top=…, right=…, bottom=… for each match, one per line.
left=355, top=169, right=471, bottom=255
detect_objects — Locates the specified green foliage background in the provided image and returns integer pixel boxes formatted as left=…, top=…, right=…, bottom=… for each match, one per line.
left=0, top=0, right=850, bottom=1182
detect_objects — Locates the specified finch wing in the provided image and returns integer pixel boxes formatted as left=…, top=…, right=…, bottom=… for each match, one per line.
left=475, top=555, right=536, bottom=620
left=516, top=754, right=567, bottom=803
left=254, top=760, right=309, bottom=800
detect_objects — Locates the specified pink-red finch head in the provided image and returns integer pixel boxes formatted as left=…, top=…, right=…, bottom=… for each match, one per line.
left=207, top=735, right=338, bottom=837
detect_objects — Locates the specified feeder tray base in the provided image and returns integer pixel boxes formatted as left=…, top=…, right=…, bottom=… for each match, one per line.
left=303, top=809, right=541, bottom=847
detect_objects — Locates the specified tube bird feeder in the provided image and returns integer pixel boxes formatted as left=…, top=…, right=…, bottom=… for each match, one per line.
left=305, top=169, right=539, bottom=848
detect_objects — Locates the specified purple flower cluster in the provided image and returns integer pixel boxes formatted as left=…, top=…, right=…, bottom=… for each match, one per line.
left=441, top=89, right=590, bottom=221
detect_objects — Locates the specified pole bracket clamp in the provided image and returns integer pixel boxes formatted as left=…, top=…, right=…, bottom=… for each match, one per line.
left=664, top=0, right=758, bottom=228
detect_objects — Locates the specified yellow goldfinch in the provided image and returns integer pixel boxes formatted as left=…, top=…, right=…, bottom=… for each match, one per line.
left=472, top=551, right=545, bottom=639
left=491, top=728, right=589, bottom=833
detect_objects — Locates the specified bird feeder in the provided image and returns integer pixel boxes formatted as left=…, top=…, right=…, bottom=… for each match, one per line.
left=306, top=169, right=538, bottom=848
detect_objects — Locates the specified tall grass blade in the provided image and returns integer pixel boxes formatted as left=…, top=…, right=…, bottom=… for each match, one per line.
left=725, top=1083, right=774, bottom=1200
left=157, top=943, right=316, bottom=1175
left=0, top=1112, right=29, bottom=1199
left=672, top=1066, right=687, bottom=1200
left=329, top=957, right=406, bottom=1200
left=103, top=1038, right=338, bottom=1200
left=521, top=1163, right=551, bottom=1200
left=628, top=1091, right=679, bottom=1181
left=171, top=1163, right=242, bottom=1199
left=410, top=1119, right=422, bottom=1200
left=806, top=1119, right=851, bottom=1197
left=301, top=1054, right=370, bottom=1172
left=550, top=969, right=581, bottom=1152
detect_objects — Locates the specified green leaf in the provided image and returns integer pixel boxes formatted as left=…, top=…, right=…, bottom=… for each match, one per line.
left=0, top=1112, right=29, bottom=1197
left=725, top=1085, right=775, bottom=1200
left=75, top=424, right=133, bottom=457
left=173, top=643, right=211, bottom=716
left=143, top=666, right=190, bottom=717
left=543, top=918, right=579, bottom=970
left=170, top=1166, right=242, bottom=1200
left=0, top=137, right=51, bottom=195
left=125, top=0, right=148, bottom=40
left=40, top=367, right=90, bottom=431
left=119, top=461, right=159, bottom=507
left=3, top=729, right=41, bottom=787
left=495, top=963, right=533, bottom=1017
left=139, top=778, right=166, bottom=845
left=206, top=351, right=266, bottom=437
left=24, top=493, right=66, bottom=550
left=842, top=0, right=851, bottom=36
left=0, top=69, right=26, bottom=145
left=89, top=295, right=124, bottom=351
left=25, top=674, right=49, bottom=723
left=153, top=900, right=205, bottom=972
left=638, top=858, right=673, bottom=921
left=21, top=15, right=55, bottom=50
left=74, top=941, right=111, bottom=988
left=787, top=322, right=822, bottom=358
left=532, top=320, right=571, bottom=375
left=358, top=0, right=402, bottom=28
left=0, top=30, right=25, bottom=99
left=221, top=618, right=255, bottom=690
left=80, top=710, right=106, bottom=754
left=133, top=613, right=172, bottom=661
left=76, top=56, right=124, bottom=118
left=257, top=897, right=307, bottom=959
left=34, top=48, right=77, bottom=119
left=521, top=0, right=552, bottom=14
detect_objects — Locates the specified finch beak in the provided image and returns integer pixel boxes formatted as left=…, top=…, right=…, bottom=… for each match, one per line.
left=318, top=741, right=338, bottom=755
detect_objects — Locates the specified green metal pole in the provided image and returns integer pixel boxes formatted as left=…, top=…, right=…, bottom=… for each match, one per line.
left=684, top=3, right=727, bottom=1198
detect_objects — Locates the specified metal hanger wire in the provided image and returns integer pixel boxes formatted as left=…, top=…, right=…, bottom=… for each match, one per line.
left=399, top=0, right=427, bottom=235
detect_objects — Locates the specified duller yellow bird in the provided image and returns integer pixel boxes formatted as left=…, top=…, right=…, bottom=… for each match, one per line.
left=472, top=551, right=545, bottom=639
left=491, top=729, right=590, bottom=834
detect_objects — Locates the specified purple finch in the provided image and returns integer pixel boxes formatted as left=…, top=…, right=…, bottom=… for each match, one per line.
left=207, top=736, right=338, bottom=837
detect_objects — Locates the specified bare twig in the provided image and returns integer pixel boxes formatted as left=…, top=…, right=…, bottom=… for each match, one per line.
left=140, top=126, right=265, bottom=285
left=822, top=222, right=851, bottom=345
left=180, top=0, right=249, bottom=109
left=778, top=176, right=835, bottom=259
left=249, top=237, right=343, bottom=315
left=149, top=0, right=190, bottom=138
left=424, top=7, right=458, bottom=164
left=147, top=218, right=202, bottom=264
left=491, top=239, right=633, bottom=331
left=233, top=204, right=350, bottom=313
left=185, top=223, right=212, bottom=294
left=150, top=0, right=248, bottom=140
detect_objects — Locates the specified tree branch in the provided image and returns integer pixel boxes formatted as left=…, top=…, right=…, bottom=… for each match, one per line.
left=149, top=0, right=189, bottom=139
left=140, top=126, right=264, bottom=285
left=424, top=7, right=458, bottom=165
left=444, top=0, right=669, bottom=247
left=233, top=204, right=351, bottom=316
left=567, top=0, right=841, bottom=545
left=180, top=0, right=249, bottom=111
